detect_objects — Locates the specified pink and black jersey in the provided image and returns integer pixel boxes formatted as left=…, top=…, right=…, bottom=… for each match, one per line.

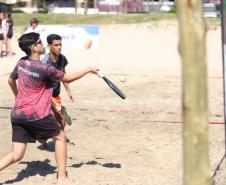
left=10, top=57, right=64, bottom=122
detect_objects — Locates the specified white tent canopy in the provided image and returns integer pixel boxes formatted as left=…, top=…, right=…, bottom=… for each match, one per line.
left=0, top=0, right=27, bottom=4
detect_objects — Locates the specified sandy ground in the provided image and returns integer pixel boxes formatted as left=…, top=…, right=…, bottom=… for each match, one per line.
left=0, top=20, right=225, bottom=185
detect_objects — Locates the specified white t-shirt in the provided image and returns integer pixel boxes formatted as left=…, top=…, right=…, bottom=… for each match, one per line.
left=0, top=19, right=7, bottom=34
left=25, top=27, right=37, bottom=33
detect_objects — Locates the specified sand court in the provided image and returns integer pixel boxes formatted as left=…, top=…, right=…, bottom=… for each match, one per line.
left=0, top=20, right=225, bottom=185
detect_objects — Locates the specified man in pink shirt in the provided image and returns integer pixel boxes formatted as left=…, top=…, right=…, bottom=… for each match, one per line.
left=0, top=32, right=99, bottom=184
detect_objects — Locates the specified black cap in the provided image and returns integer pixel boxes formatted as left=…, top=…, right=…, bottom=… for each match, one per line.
left=30, top=18, right=40, bottom=24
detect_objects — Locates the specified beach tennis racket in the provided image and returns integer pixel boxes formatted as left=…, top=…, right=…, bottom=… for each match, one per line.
left=61, top=106, right=72, bottom=125
left=97, top=72, right=126, bottom=100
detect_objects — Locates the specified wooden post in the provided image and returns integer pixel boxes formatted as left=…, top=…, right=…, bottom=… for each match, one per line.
left=220, top=0, right=226, bottom=153
left=176, top=0, right=210, bottom=185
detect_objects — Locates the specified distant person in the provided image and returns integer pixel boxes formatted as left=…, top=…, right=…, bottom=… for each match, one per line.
left=25, top=17, right=40, bottom=33
left=6, top=13, right=15, bottom=56
left=0, top=32, right=99, bottom=184
left=25, top=17, right=47, bottom=55
left=0, top=12, right=7, bottom=57
left=41, top=34, right=74, bottom=129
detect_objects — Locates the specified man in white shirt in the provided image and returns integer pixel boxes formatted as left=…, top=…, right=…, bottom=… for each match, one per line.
left=0, top=12, right=7, bottom=57
left=25, top=17, right=40, bottom=33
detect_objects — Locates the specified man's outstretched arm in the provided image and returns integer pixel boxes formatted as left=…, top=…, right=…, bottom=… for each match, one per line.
left=62, top=67, right=99, bottom=83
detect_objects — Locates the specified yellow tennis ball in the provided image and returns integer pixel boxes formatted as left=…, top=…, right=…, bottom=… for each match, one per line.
left=120, top=76, right=126, bottom=82
left=84, top=39, right=92, bottom=49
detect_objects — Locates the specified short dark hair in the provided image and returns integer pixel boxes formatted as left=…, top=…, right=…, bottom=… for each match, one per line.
left=47, top=34, right=62, bottom=44
left=30, top=17, right=39, bottom=25
left=18, top=32, right=40, bottom=55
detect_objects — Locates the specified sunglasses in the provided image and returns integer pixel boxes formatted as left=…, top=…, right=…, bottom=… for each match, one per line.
left=29, top=39, right=42, bottom=49
left=36, top=39, right=42, bottom=45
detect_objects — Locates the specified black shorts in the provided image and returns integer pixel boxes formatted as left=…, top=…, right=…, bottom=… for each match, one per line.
left=12, top=115, right=61, bottom=143
left=0, top=34, right=3, bottom=40
left=7, top=33, right=13, bottom=39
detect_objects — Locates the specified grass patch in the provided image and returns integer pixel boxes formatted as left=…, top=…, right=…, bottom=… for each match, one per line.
left=13, top=13, right=178, bottom=26
left=12, top=12, right=220, bottom=30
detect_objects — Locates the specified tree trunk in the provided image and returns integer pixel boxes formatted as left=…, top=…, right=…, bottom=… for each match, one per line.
left=84, top=0, right=89, bottom=14
left=177, top=0, right=210, bottom=184
left=26, top=0, right=32, bottom=8
left=75, top=0, right=77, bottom=13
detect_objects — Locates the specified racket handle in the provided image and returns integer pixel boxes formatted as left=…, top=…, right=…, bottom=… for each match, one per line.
left=97, top=72, right=104, bottom=78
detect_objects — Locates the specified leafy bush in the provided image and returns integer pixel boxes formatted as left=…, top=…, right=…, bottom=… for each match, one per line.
left=169, top=5, right=176, bottom=13
left=12, top=9, right=24, bottom=13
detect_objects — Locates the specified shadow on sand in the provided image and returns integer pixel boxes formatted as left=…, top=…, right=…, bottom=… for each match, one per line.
left=0, top=159, right=121, bottom=184
left=0, top=159, right=56, bottom=185
left=37, top=139, right=75, bottom=152
left=70, top=160, right=121, bottom=169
